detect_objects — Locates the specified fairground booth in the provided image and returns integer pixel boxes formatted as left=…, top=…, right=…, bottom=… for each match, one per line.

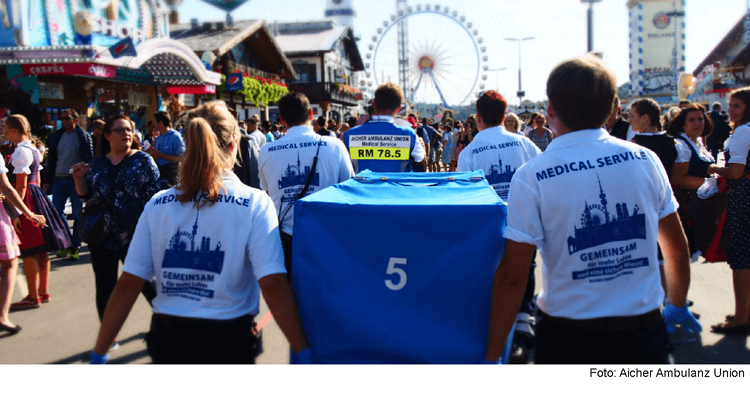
left=687, top=15, right=750, bottom=107
left=170, top=18, right=296, bottom=122
left=0, top=1, right=220, bottom=133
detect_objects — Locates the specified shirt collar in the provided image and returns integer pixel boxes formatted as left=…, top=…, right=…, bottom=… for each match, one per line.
left=17, top=140, right=34, bottom=148
left=474, top=125, right=507, bottom=141
left=543, top=128, right=608, bottom=152
left=285, top=125, right=315, bottom=137
left=370, top=115, right=394, bottom=123
left=636, top=131, right=667, bottom=136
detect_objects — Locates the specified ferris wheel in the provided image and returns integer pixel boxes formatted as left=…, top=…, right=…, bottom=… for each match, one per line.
left=364, top=3, right=489, bottom=108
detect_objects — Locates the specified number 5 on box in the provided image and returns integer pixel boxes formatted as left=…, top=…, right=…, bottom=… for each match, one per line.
left=385, top=258, right=407, bottom=291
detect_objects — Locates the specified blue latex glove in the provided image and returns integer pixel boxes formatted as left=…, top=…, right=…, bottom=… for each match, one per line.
left=90, top=351, right=110, bottom=365
left=295, top=348, right=313, bottom=364
left=663, top=303, right=702, bottom=334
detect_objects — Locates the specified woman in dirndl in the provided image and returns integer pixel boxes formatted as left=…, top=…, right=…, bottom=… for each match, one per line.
left=3, top=115, right=71, bottom=311
left=0, top=117, right=46, bottom=334
left=707, top=87, right=750, bottom=334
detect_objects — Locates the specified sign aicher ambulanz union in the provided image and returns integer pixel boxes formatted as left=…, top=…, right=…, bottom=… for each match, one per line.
left=22, top=63, right=117, bottom=79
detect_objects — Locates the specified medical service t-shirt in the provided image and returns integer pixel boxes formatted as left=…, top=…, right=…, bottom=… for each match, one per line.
left=457, top=125, right=541, bottom=201
left=504, top=129, right=678, bottom=319
left=258, top=125, right=354, bottom=236
left=123, top=172, right=285, bottom=320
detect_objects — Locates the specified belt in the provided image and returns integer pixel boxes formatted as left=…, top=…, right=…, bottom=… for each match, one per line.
left=538, top=309, right=662, bottom=332
left=153, top=313, right=255, bottom=327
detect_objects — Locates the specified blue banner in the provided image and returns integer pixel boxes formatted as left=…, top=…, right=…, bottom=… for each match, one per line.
left=292, top=170, right=511, bottom=364
left=108, top=37, right=137, bottom=58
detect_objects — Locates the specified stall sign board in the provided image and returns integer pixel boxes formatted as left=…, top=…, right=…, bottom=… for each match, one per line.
left=128, top=91, right=151, bottom=107
left=292, top=170, right=510, bottom=364
left=22, top=63, right=117, bottom=79
left=38, top=82, right=65, bottom=100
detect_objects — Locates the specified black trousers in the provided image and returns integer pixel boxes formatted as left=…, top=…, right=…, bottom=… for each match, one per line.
left=146, top=313, right=258, bottom=364
left=89, top=244, right=157, bottom=320
left=535, top=312, right=672, bottom=364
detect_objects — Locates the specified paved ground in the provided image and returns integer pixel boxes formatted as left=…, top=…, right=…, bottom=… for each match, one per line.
left=1, top=245, right=748, bottom=364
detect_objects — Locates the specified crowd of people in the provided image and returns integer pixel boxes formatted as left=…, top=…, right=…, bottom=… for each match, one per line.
left=0, top=53, right=749, bottom=365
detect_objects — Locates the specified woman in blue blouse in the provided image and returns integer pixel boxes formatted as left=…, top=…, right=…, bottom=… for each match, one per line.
left=71, top=114, right=159, bottom=324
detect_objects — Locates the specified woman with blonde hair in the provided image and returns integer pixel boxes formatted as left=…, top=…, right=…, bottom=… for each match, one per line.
left=504, top=113, right=524, bottom=136
left=0, top=118, right=46, bottom=332
left=3, top=115, right=70, bottom=311
left=89, top=101, right=310, bottom=363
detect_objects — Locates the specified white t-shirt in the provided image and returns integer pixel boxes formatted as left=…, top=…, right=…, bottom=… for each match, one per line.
left=725, top=124, right=750, bottom=165
left=250, top=129, right=266, bottom=149
left=674, top=135, right=714, bottom=164
left=457, top=126, right=541, bottom=201
left=122, top=172, right=285, bottom=320
left=259, top=125, right=354, bottom=235
left=504, top=129, right=678, bottom=319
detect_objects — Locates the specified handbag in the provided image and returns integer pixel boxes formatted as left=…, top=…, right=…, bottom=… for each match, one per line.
left=81, top=154, right=134, bottom=246
left=81, top=197, right=112, bottom=246
left=704, top=173, right=750, bottom=263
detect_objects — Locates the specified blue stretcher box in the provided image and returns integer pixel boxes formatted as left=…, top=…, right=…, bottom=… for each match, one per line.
left=292, top=170, right=511, bottom=364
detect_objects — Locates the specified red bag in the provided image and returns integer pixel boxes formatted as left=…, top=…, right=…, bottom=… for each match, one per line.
left=704, top=208, right=727, bottom=263
left=704, top=177, right=729, bottom=263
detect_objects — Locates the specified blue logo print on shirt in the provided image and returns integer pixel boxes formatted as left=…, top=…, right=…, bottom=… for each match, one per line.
left=485, top=157, right=517, bottom=198
left=567, top=175, right=646, bottom=255
left=278, top=151, right=320, bottom=189
left=162, top=211, right=225, bottom=274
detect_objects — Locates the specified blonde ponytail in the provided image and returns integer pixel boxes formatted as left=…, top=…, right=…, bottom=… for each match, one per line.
left=177, top=101, right=240, bottom=207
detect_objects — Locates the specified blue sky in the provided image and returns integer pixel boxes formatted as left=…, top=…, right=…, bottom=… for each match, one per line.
left=177, top=0, right=747, bottom=104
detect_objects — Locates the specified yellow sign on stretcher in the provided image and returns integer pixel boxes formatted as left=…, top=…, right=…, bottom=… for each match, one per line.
left=349, top=147, right=409, bottom=160
left=348, top=134, right=412, bottom=160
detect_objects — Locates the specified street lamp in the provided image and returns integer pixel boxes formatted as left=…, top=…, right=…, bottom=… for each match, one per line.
left=581, top=0, right=602, bottom=53
left=505, top=37, right=534, bottom=105
left=486, top=67, right=507, bottom=93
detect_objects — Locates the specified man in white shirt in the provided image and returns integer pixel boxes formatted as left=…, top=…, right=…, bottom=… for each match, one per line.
left=259, top=92, right=354, bottom=279
left=457, top=90, right=541, bottom=363
left=248, top=118, right=265, bottom=149
left=457, top=90, right=541, bottom=202
left=485, top=55, right=700, bottom=364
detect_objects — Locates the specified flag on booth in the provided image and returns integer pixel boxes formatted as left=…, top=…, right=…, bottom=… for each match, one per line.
left=226, top=73, right=243, bottom=92
left=108, top=37, right=137, bottom=58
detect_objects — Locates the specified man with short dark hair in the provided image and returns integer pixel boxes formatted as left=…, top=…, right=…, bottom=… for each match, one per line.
left=238, top=120, right=248, bottom=136
left=259, top=92, right=354, bottom=279
left=247, top=118, right=264, bottom=149
left=485, top=55, right=700, bottom=364
left=315, top=116, right=334, bottom=137
left=605, top=95, right=630, bottom=141
left=43, top=109, right=93, bottom=260
left=707, top=101, right=731, bottom=161
left=149, top=111, right=185, bottom=189
left=344, top=82, right=425, bottom=172
left=458, top=91, right=542, bottom=362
